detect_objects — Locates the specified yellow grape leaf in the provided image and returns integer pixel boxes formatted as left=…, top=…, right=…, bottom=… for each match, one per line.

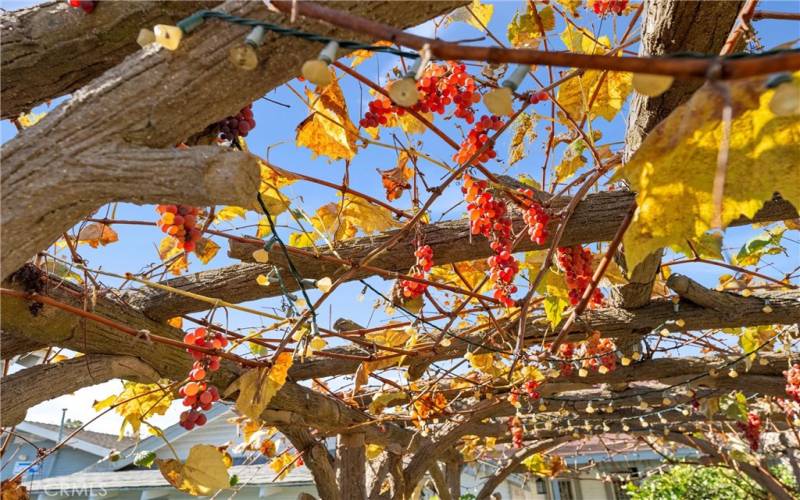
left=385, top=111, right=433, bottom=135
left=18, top=111, right=46, bottom=128
left=522, top=453, right=565, bottom=477
left=295, top=75, right=359, bottom=161
left=536, top=269, right=570, bottom=329
left=555, top=141, right=588, bottom=183
left=366, top=444, right=384, bottom=460
left=158, top=236, right=188, bottom=275
left=193, top=238, right=220, bottom=265
left=215, top=206, right=247, bottom=222
left=259, top=162, right=295, bottom=218
left=233, top=352, right=293, bottom=421
left=618, top=74, right=800, bottom=270
left=368, top=391, right=407, bottom=414
left=93, top=381, right=171, bottom=439
left=429, top=260, right=493, bottom=295
left=555, top=0, right=582, bottom=17
left=361, top=328, right=411, bottom=374
left=158, top=445, right=230, bottom=496
left=558, top=69, right=632, bottom=122
left=349, top=40, right=392, bottom=67
left=509, top=112, right=537, bottom=166
left=167, top=317, right=183, bottom=329
left=291, top=194, right=401, bottom=246
left=269, top=453, right=298, bottom=480
left=507, top=6, right=555, bottom=48
left=77, top=223, right=118, bottom=248
left=464, top=351, right=505, bottom=378
left=449, top=0, right=494, bottom=31
left=560, top=24, right=611, bottom=54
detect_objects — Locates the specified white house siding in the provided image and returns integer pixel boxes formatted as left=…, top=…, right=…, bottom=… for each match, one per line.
left=577, top=478, right=610, bottom=500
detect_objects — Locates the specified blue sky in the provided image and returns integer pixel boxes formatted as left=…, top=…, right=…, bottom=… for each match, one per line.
left=3, top=0, right=798, bottom=435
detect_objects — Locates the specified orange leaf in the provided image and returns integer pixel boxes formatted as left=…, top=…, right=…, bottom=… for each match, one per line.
left=77, top=223, right=119, bottom=248
left=378, top=152, right=414, bottom=201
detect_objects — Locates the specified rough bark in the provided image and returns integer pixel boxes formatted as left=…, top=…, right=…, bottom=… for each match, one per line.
left=1, top=145, right=261, bottom=280
left=0, top=331, right=45, bottom=360
left=0, top=272, right=417, bottom=449
left=427, top=463, right=453, bottom=500
left=1, top=354, right=159, bottom=426
left=132, top=193, right=797, bottom=321
left=288, top=288, right=800, bottom=381
left=281, top=427, right=339, bottom=500
left=475, top=439, right=568, bottom=500
left=0, top=0, right=465, bottom=281
left=614, top=0, right=743, bottom=309
left=0, top=1, right=222, bottom=119
left=443, top=458, right=462, bottom=500
left=336, top=433, right=367, bottom=500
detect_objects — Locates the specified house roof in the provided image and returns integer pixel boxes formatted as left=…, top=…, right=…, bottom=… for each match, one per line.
left=15, top=421, right=135, bottom=457
left=26, top=464, right=314, bottom=492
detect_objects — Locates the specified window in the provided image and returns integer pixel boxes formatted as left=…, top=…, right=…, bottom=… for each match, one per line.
left=556, top=479, right=575, bottom=500
left=535, top=478, right=546, bottom=494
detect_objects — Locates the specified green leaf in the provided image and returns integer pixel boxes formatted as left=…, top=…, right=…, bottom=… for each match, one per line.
left=134, top=450, right=157, bottom=468
left=671, top=232, right=724, bottom=261
left=733, top=227, right=785, bottom=266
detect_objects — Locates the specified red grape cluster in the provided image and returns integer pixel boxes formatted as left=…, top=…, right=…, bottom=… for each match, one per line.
left=206, top=104, right=256, bottom=143
left=68, top=0, right=96, bottom=13
left=581, top=332, right=617, bottom=373
left=737, top=412, right=762, bottom=452
left=556, top=245, right=604, bottom=306
left=360, top=62, right=480, bottom=129
left=518, top=188, right=549, bottom=245
left=785, top=364, right=800, bottom=403
left=462, top=174, right=519, bottom=307
left=509, top=416, right=524, bottom=448
left=178, top=327, right=227, bottom=430
left=590, top=0, right=628, bottom=15
left=156, top=205, right=202, bottom=252
left=529, top=91, right=550, bottom=105
left=360, top=97, right=396, bottom=128
left=454, top=116, right=503, bottom=166
left=524, top=379, right=541, bottom=400
left=400, top=244, right=434, bottom=300
left=557, top=342, right=576, bottom=376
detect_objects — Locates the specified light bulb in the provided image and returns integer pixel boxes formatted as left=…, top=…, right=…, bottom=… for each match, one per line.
left=252, top=248, right=269, bottom=263
left=622, top=423, right=630, bottom=432
left=229, top=26, right=266, bottom=71
left=662, top=397, right=672, bottom=406
left=137, top=28, right=155, bottom=48
left=153, top=25, right=183, bottom=51
left=538, top=402, right=547, bottom=411
left=389, top=78, right=420, bottom=107
left=728, top=369, right=738, bottom=378
left=586, top=402, right=596, bottom=414
left=632, top=73, right=674, bottom=97
left=621, top=356, right=631, bottom=366
left=598, top=365, right=609, bottom=375
left=578, top=367, right=588, bottom=378
left=229, top=45, right=259, bottom=71
left=483, top=87, right=514, bottom=116
left=769, top=79, right=800, bottom=116
left=302, top=60, right=332, bottom=86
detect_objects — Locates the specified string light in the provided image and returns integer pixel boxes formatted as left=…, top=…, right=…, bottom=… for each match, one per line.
left=632, top=72, right=675, bottom=97
left=484, top=64, right=529, bottom=116
left=229, top=26, right=267, bottom=70
left=301, top=41, right=339, bottom=86
left=137, top=28, right=156, bottom=48
left=767, top=73, right=800, bottom=116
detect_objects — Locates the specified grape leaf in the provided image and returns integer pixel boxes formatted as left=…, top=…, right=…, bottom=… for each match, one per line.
left=509, top=112, right=537, bottom=166
left=77, top=223, right=118, bottom=248
left=618, top=74, right=800, bottom=270
left=194, top=238, right=220, bottom=265
left=93, top=381, right=171, bottom=439
left=290, top=194, right=401, bottom=247
left=449, top=0, right=494, bottom=32
left=158, top=445, right=230, bottom=496
left=507, top=6, right=555, bottom=48
left=733, top=227, right=785, bottom=266
left=215, top=206, right=248, bottom=222
left=349, top=40, right=392, bottom=67
left=671, top=232, right=724, bottom=261
left=296, top=74, right=359, bottom=161
left=232, top=352, right=293, bottom=421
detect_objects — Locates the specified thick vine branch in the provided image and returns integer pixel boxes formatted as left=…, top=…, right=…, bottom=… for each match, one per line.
left=0, top=1, right=221, bottom=119
left=0, top=0, right=465, bottom=280
left=0, top=354, right=159, bottom=426
left=130, top=193, right=797, bottom=321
